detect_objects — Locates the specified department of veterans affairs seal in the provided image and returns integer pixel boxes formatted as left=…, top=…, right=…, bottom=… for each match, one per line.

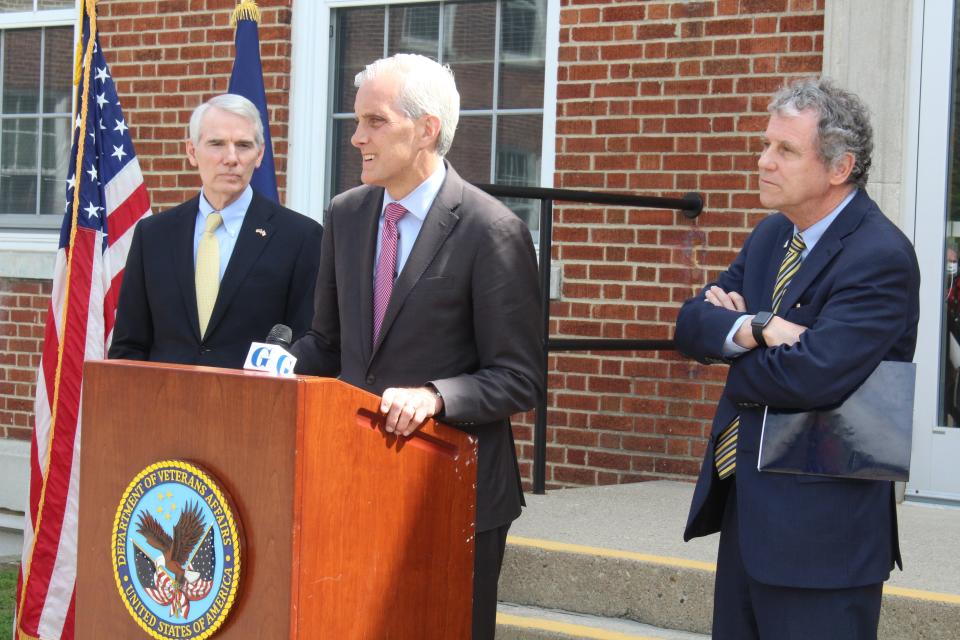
left=111, top=460, right=242, bottom=639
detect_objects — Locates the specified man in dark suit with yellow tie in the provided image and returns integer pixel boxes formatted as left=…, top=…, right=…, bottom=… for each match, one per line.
left=674, top=78, right=920, bottom=639
left=110, top=94, right=322, bottom=368
left=291, top=53, right=543, bottom=639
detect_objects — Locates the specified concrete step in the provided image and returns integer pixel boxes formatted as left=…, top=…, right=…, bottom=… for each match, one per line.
left=498, top=482, right=960, bottom=640
left=496, top=603, right=710, bottom=640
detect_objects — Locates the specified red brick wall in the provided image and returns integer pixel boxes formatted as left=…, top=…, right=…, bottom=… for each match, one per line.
left=0, top=279, right=51, bottom=442
left=97, top=0, right=294, bottom=211
left=511, top=0, right=825, bottom=487
left=2, top=0, right=827, bottom=490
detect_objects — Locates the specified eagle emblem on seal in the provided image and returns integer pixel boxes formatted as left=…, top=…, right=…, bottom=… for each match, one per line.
left=133, top=501, right=216, bottom=618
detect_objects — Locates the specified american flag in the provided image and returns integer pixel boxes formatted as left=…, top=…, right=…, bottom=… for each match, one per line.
left=15, top=3, right=151, bottom=639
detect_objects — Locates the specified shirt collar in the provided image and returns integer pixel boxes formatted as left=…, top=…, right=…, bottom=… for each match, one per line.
left=796, top=188, right=857, bottom=253
left=198, top=185, right=253, bottom=237
left=382, top=161, right=447, bottom=222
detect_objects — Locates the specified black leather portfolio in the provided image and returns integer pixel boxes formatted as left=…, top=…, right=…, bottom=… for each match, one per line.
left=757, top=361, right=916, bottom=482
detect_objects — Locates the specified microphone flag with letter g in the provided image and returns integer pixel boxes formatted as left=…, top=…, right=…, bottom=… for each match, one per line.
left=243, top=342, right=297, bottom=377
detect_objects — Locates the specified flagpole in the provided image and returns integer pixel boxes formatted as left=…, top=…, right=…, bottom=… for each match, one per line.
left=15, top=0, right=98, bottom=636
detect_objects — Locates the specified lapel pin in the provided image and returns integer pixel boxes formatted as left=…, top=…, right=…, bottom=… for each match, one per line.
left=255, top=228, right=267, bottom=237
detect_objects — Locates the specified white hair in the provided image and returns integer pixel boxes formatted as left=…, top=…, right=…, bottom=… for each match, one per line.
left=355, top=53, right=460, bottom=157
left=189, top=94, right=264, bottom=147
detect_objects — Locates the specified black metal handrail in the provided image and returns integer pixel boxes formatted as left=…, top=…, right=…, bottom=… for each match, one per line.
left=475, top=184, right=704, bottom=494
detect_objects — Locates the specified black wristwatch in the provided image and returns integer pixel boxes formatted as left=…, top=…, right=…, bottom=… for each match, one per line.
left=751, top=311, right=774, bottom=348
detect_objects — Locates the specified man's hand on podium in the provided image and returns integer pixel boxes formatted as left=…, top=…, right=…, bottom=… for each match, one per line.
left=380, top=386, right=444, bottom=437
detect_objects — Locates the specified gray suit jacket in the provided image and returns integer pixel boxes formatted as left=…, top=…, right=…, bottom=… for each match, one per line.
left=292, top=163, right=544, bottom=531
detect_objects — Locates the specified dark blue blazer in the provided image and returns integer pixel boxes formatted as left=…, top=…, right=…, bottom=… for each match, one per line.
left=109, top=190, right=322, bottom=369
left=674, top=189, right=920, bottom=589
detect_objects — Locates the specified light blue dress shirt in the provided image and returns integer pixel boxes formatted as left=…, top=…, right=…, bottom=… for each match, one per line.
left=722, top=188, right=858, bottom=355
left=193, top=185, right=253, bottom=281
left=373, top=161, right=447, bottom=283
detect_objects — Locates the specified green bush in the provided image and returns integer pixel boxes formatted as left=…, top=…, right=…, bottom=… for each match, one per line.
left=0, top=565, right=16, bottom=640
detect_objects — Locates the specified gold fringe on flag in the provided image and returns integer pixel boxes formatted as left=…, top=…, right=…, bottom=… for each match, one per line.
left=231, top=0, right=261, bottom=26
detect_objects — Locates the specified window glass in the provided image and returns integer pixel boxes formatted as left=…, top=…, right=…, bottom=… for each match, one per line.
left=0, top=1, right=33, bottom=14
left=499, top=0, right=545, bottom=109
left=333, top=6, right=385, bottom=114
left=444, top=1, right=495, bottom=110
left=0, top=24, right=74, bottom=219
left=3, top=28, right=41, bottom=114
left=388, top=3, right=438, bottom=58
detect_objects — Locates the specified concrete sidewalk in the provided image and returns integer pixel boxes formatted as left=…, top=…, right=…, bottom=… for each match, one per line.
left=509, top=480, right=960, bottom=596
left=499, top=481, right=960, bottom=639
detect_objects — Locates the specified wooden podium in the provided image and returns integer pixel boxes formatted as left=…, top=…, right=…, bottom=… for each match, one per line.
left=76, top=360, right=477, bottom=638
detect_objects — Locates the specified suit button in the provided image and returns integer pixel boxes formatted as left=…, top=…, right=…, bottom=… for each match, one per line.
left=366, top=375, right=375, bottom=385
left=199, top=347, right=211, bottom=355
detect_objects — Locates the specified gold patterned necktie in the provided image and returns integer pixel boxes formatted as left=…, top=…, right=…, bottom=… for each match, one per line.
left=715, top=231, right=806, bottom=480
left=195, top=212, right=223, bottom=338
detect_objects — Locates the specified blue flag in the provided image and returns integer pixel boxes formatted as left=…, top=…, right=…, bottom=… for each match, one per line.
left=228, top=2, right=278, bottom=202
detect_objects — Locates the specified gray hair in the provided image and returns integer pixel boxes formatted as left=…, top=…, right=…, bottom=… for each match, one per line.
left=768, top=77, right=873, bottom=188
left=189, top=94, right=264, bottom=148
left=355, top=53, right=460, bottom=157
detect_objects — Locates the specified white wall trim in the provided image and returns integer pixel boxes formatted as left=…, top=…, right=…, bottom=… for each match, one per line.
left=0, top=439, right=29, bottom=532
left=0, top=233, right=58, bottom=280
left=0, top=8, right=75, bottom=29
left=540, top=0, right=559, bottom=188
left=286, top=0, right=330, bottom=221
left=906, top=0, right=960, bottom=499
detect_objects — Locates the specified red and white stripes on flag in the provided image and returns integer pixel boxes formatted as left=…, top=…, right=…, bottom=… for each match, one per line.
left=15, top=2, right=151, bottom=638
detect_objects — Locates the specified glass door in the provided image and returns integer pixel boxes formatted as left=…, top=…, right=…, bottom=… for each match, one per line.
left=908, top=0, right=960, bottom=501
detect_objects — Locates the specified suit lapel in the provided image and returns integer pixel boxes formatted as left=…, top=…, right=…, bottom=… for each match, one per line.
left=205, top=192, right=275, bottom=338
left=370, top=166, right=462, bottom=356
left=777, top=190, right=870, bottom=313
left=171, top=197, right=202, bottom=342
left=359, top=189, right=385, bottom=364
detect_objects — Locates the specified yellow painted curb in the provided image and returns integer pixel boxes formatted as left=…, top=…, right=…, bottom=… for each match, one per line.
left=885, top=585, right=960, bottom=605
left=507, top=535, right=716, bottom=572
left=507, top=535, right=960, bottom=605
left=496, top=612, right=664, bottom=640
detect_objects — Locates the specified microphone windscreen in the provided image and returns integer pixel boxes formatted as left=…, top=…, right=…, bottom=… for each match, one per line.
left=265, top=324, right=293, bottom=348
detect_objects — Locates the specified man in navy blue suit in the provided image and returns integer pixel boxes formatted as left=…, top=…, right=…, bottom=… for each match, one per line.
left=674, top=78, right=920, bottom=639
left=110, top=94, right=322, bottom=368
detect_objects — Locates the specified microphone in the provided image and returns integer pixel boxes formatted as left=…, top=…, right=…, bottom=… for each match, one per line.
left=243, top=324, right=297, bottom=377
left=265, top=323, right=293, bottom=348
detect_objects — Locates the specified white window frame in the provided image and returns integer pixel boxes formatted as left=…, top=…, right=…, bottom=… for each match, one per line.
left=905, top=0, right=960, bottom=502
left=0, top=3, right=78, bottom=280
left=286, top=0, right=559, bottom=220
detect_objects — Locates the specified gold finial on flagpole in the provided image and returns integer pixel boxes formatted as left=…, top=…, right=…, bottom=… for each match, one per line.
left=231, top=0, right=262, bottom=26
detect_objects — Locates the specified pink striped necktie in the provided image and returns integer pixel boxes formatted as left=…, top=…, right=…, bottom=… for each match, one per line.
left=373, top=202, right=408, bottom=345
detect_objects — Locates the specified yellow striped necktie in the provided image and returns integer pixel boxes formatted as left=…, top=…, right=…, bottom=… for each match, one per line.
left=714, top=231, right=806, bottom=479
left=195, top=212, right=223, bottom=338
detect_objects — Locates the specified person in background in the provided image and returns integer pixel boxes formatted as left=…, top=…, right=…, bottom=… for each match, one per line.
left=110, top=93, right=322, bottom=368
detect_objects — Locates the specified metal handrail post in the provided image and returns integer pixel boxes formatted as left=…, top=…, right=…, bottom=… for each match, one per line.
left=534, top=198, right=553, bottom=494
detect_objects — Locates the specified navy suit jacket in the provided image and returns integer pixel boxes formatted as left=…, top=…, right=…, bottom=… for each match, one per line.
left=291, top=163, right=544, bottom=532
left=109, top=190, right=322, bottom=369
left=674, top=189, right=920, bottom=589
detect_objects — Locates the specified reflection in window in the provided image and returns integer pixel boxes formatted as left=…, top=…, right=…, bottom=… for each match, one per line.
left=329, top=0, right=547, bottom=245
left=0, top=25, right=73, bottom=222
left=942, top=5, right=960, bottom=427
